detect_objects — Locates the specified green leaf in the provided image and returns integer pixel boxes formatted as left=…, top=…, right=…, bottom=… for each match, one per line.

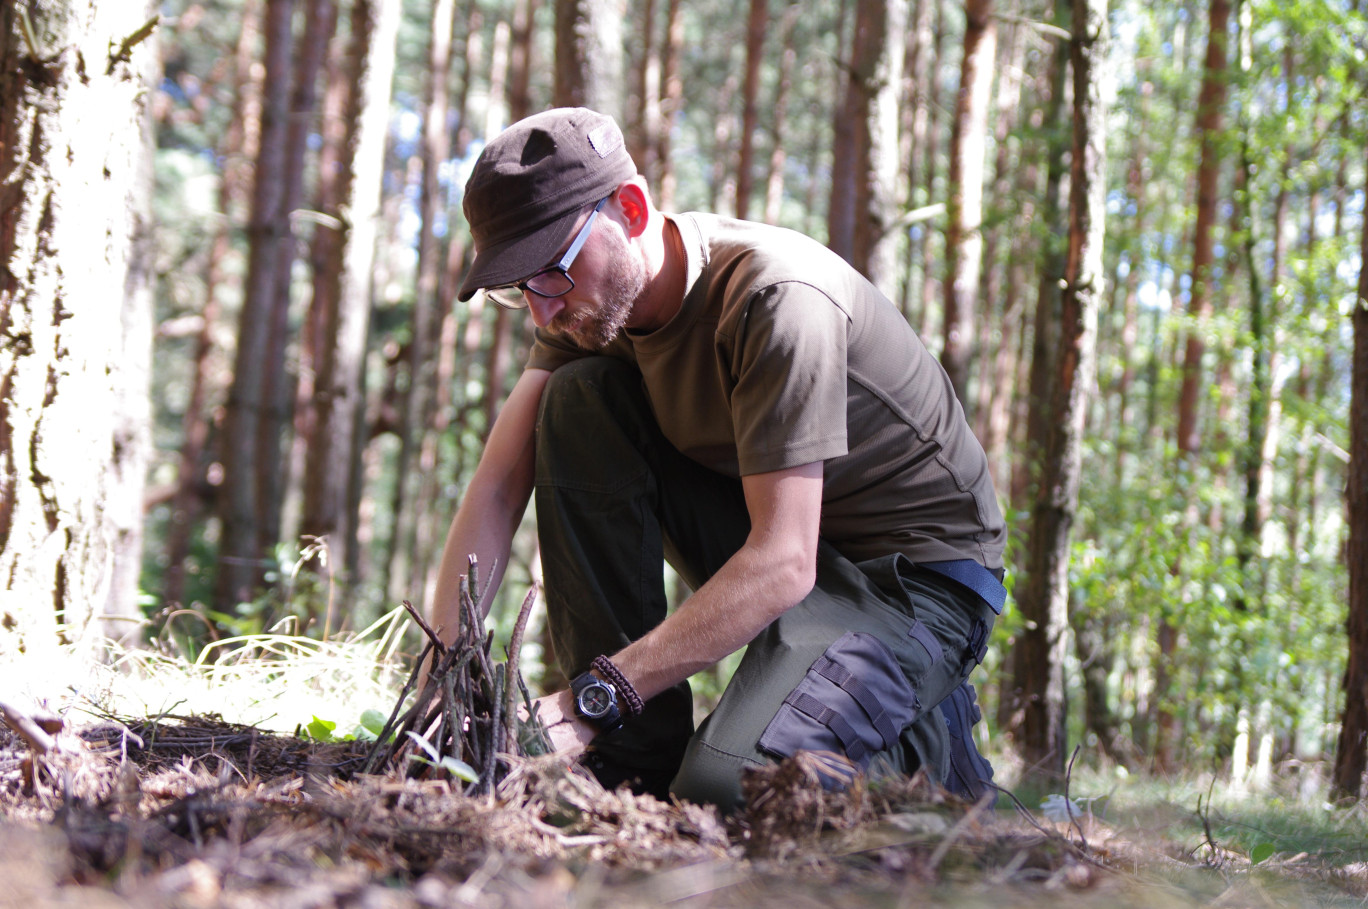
left=1250, top=843, right=1275, bottom=865
left=359, top=708, right=388, bottom=736
left=305, top=716, right=338, bottom=742
left=437, top=757, right=479, bottom=782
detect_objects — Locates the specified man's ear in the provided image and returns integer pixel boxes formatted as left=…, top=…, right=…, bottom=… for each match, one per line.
left=614, top=179, right=651, bottom=238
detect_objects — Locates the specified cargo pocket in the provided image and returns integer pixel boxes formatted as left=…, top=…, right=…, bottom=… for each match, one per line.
left=757, top=631, right=921, bottom=775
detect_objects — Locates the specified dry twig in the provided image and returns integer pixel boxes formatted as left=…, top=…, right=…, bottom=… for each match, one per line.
left=362, top=556, right=551, bottom=793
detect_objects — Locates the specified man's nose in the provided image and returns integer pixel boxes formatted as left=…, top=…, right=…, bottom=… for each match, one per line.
left=526, top=293, right=564, bottom=328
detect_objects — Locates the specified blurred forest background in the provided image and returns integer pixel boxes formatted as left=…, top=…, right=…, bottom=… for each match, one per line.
left=1, top=0, right=1366, bottom=799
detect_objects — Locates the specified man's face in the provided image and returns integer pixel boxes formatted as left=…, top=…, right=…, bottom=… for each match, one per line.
left=526, top=207, right=646, bottom=350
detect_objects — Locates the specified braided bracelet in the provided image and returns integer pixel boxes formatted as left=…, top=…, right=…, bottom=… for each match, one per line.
left=591, top=654, right=645, bottom=718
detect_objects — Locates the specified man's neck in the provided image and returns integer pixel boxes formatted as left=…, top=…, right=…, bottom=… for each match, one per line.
left=628, top=216, right=687, bottom=333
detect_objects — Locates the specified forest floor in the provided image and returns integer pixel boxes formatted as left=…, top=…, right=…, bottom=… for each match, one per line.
left=3, top=711, right=1367, bottom=909
left=3, top=616, right=1366, bottom=909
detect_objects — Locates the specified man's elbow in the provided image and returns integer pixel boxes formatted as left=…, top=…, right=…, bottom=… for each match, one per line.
left=769, top=547, right=818, bottom=617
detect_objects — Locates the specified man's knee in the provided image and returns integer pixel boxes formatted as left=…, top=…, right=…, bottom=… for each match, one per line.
left=669, top=734, right=758, bottom=813
left=539, top=356, right=639, bottom=423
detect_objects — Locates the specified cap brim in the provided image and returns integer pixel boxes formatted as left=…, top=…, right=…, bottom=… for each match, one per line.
left=457, top=206, right=584, bottom=302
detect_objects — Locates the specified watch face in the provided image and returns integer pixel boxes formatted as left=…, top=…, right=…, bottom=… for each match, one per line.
left=579, top=682, right=613, bottom=717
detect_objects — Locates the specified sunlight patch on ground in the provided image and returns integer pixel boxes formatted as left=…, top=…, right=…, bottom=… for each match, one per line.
left=0, top=608, right=412, bottom=737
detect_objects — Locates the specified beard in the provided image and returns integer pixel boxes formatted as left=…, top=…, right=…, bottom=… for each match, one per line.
left=551, top=233, right=647, bottom=350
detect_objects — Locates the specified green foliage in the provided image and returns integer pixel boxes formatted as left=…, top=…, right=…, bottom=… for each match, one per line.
left=405, top=731, right=479, bottom=783
left=302, top=707, right=392, bottom=743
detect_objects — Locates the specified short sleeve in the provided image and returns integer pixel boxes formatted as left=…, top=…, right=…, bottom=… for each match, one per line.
left=728, top=282, right=850, bottom=475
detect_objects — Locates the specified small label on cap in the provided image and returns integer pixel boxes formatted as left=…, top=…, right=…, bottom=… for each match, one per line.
left=588, top=125, right=622, bottom=158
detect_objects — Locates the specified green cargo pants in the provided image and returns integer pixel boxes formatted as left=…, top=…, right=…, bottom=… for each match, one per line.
left=534, top=358, right=996, bottom=811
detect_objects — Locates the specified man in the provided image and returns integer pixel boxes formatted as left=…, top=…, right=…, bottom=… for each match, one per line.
left=432, top=107, right=1006, bottom=811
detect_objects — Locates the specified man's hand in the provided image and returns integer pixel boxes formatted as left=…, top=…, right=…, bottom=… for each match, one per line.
left=528, top=689, right=597, bottom=755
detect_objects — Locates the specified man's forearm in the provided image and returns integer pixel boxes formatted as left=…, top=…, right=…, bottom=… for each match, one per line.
left=610, top=537, right=815, bottom=700
left=605, top=462, right=824, bottom=701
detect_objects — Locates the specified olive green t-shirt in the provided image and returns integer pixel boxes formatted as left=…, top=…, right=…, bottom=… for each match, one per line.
left=526, top=213, right=1006, bottom=570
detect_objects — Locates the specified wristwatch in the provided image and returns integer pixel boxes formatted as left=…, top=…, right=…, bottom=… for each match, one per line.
left=570, top=670, right=623, bottom=734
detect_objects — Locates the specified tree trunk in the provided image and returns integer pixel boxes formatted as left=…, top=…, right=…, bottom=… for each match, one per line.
left=509, top=0, right=540, bottom=123
left=0, top=0, right=155, bottom=654
left=298, top=0, right=399, bottom=631
left=1111, top=75, right=1151, bottom=483
left=259, top=0, right=336, bottom=551
left=896, top=0, right=932, bottom=318
left=1014, top=0, right=1106, bottom=784
left=1014, top=0, right=1070, bottom=510
left=655, top=0, right=683, bottom=210
left=850, top=0, right=906, bottom=295
left=626, top=0, right=659, bottom=184
left=1158, top=0, right=1230, bottom=774
left=386, top=0, right=456, bottom=605
left=163, top=0, right=263, bottom=612
left=1003, top=0, right=1069, bottom=733
left=734, top=0, right=768, bottom=222
left=554, top=0, right=626, bottom=119
left=706, top=48, right=742, bottom=216
left=827, top=2, right=858, bottom=261
left=762, top=5, right=800, bottom=226
left=940, top=0, right=995, bottom=405
left=1234, top=13, right=1270, bottom=610
left=215, top=0, right=296, bottom=611
left=1331, top=123, right=1368, bottom=803
left=916, top=0, right=944, bottom=336
left=972, top=8, right=1026, bottom=465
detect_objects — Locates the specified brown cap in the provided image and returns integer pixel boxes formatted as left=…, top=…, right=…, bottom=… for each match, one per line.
left=457, top=108, right=637, bottom=301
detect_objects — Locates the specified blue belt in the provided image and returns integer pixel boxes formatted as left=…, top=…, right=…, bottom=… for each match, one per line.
left=920, top=559, right=1008, bottom=615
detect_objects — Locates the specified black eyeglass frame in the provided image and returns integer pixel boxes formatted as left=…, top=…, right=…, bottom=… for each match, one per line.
left=481, top=195, right=611, bottom=309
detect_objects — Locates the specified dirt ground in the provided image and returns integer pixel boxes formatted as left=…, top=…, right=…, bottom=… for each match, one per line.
left=1, top=715, right=1365, bottom=909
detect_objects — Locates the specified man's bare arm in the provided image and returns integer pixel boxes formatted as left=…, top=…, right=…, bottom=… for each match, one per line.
left=536, top=460, right=824, bottom=749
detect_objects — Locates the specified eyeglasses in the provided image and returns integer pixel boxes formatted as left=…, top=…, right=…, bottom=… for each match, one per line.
left=482, top=196, right=610, bottom=309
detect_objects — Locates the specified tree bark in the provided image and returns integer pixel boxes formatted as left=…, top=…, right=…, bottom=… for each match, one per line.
left=655, top=0, right=683, bottom=210
left=1014, top=0, right=1106, bottom=783
left=509, top=0, right=540, bottom=123
left=0, top=0, right=155, bottom=654
left=259, top=0, right=336, bottom=550
left=827, top=2, right=857, bottom=261
left=554, top=0, right=625, bottom=119
left=1158, top=0, right=1230, bottom=774
left=386, top=0, right=456, bottom=605
left=896, top=0, right=932, bottom=318
left=972, top=8, right=1026, bottom=468
left=1234, top=12, right=1270, bottom=610
left=215, top=0, right=296, bottom=611
left=1002, top=0, right=1069, bottom=734
left=850, top=0, right=906, bottom=295
left=1174, top=0, right=1230, bottom=459
left=1014, top=0, right=1070, bottom=510
left=915, top=0, right=944, bottom=336
left=1331, top=109, right=1368, bottom=804
left=734, top=0, right=768, bottom=222
left=163, top=0, right=263, bottom=612
left=298, top=0, right=399, bottom=630
left=762, top=5, right=800, bottom=226
left=940, top=0, right=996, bottom=405
left=626, top=0, right=658, bottom=183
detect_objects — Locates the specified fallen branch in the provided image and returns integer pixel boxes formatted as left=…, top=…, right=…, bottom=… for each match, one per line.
left=362, top=556, right=551, bottom=793
left=0, top=698, right=66, bottom=755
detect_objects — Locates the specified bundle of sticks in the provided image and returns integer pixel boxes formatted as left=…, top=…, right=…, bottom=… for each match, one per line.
left=362, top=556, right=552, bottom=795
